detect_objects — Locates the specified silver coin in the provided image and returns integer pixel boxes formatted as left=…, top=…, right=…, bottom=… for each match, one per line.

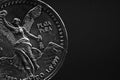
left=0, top=0, right=68, bottom=80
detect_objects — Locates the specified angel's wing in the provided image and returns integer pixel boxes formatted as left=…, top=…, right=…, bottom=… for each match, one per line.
left=0, top=17, right=16, bottom=45
left=23, top=5, right=42, bottom=32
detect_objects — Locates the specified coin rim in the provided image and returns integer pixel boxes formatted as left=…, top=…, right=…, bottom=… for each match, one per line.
left=0, top=0, right=68, bottom=80
left=37, top=1, right=68, bottom=80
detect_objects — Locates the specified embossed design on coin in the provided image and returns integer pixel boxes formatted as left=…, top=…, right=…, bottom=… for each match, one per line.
left=0, top=0, right=68, bottom=80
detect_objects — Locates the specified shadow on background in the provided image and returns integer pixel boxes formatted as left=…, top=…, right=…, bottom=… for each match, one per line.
left=43, top=0, right=119, bottom=80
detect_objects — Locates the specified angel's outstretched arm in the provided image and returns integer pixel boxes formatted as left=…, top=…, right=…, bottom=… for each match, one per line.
left=23, top=27, right=42, bottom=41
left=2, top=17, right=16, bottom=31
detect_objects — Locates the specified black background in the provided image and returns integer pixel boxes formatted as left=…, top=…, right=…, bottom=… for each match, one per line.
left=44, top=0, right=119, bottom=80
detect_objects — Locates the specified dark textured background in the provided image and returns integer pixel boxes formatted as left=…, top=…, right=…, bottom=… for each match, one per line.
left=42, top=0, right=119, bottom=80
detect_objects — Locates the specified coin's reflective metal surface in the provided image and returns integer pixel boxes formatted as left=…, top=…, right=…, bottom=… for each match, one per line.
left=0, top=0, right=68, bottom=80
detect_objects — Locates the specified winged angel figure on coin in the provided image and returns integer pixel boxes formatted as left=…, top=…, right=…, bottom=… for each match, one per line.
left=0, top=0, right=67, bottom=80
left=0, top=5, right=43, bottom=77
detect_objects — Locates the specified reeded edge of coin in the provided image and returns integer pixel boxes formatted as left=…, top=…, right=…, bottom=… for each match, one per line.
left=37, top=0, right=68, bottom=80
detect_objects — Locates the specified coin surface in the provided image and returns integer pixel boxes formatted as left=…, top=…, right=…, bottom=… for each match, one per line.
left=0, top=0, right=68, bottom=80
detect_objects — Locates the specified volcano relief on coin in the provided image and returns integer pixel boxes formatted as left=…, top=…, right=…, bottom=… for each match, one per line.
left=0, top=0, right=68, bottom=80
